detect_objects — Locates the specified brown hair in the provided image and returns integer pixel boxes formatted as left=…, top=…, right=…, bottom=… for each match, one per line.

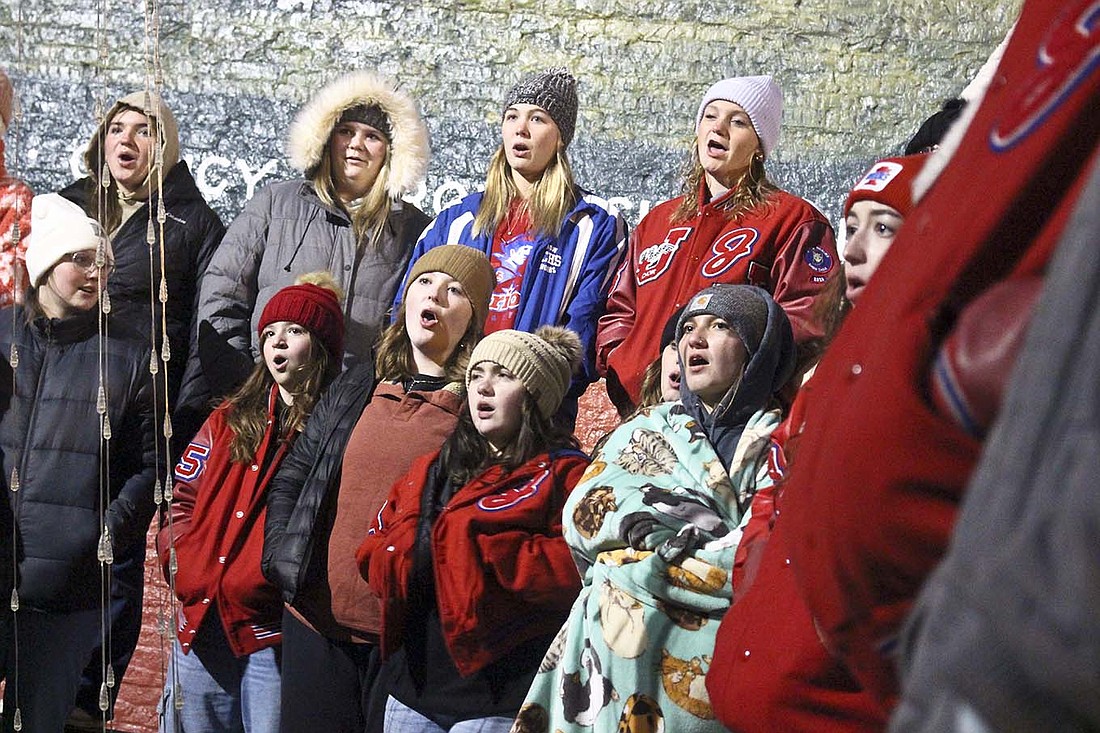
left=223, top=324, right=336, bottom=464
left=441, top=391, right=578, bottom=486
left=635, top=356, right=666, bottom=411
left=373, top=300, right=483, bottom=384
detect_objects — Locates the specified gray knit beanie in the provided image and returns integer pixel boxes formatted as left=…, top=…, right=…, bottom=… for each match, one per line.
left=676, top=284, right=771, bottom=356
left=502, top=67, right=579, bottom=147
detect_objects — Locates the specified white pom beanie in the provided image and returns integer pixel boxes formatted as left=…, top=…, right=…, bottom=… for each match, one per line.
left=25, top=193, right=112, bottom=287
left=695, top=75, right=784, bottom=158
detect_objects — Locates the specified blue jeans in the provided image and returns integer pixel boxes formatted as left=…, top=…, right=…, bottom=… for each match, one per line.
left=383, top=696, right=514, bottom=733
left=159, top=620, right=281, bottom=733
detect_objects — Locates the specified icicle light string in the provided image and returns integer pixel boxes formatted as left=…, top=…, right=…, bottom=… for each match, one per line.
left=7, top=0, right=27, bottom=728
left=140, top=0, right=186, bottom=726
left=92, top=0, right=117, bottom=727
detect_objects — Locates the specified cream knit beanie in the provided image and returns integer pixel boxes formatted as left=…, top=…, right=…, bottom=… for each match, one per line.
left=467, top=326, right=582, bottom=418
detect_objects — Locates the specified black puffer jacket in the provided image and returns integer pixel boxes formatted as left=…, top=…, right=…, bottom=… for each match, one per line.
left=60, top=161, right=226, bottom=441
left=262, top=362, right=377, bottom=603
left=0, top=306, right=158, bottom=612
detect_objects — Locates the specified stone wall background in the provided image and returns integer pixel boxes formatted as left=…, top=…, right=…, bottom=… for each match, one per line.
left=0, top=1, right=1020, bottom=731
left=3, top=0, right=1019, bottom=231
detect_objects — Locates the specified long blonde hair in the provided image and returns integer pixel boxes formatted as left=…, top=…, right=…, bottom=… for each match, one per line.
left=671, top=147, right=779, bottom=224
left=310, top=141, right=393, bottom=248
left=472, top=145, right=578, bottom=238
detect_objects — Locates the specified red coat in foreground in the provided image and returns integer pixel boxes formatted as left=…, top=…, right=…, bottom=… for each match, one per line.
left=780, top=0, right=1100, bottom=712
left=709, top=386, right=884, bottom=733
left=356, top=449, right=588, bottom=676
left=158, top=386, right=288, bottom=656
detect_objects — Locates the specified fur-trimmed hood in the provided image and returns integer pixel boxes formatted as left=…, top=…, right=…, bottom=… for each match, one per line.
left=287, top=72, right=430, bottom=199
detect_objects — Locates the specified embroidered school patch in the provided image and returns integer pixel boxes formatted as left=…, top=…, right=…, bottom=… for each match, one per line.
left=804, top=246, right=833, bottom=273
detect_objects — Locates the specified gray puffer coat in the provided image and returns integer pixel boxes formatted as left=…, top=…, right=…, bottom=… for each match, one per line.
left=196, top=180, right=429, bottom=395
left=196, top=71, right=431, bottom=398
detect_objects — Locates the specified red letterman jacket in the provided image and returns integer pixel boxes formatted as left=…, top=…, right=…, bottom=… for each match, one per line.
left=782, top=0, right=1100, bottom=709
left=708, top=383, right=884, bottom=733
left=157, top=386, right=289, bottom=656
left=597, top=183, right=836, bottom=414
left=356, top=448, right=588, bottom=677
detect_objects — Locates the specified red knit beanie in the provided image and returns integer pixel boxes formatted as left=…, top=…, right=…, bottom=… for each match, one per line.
left=258, top=282, right=345, bottom=361
left=844, top=153, right=930, bottom=218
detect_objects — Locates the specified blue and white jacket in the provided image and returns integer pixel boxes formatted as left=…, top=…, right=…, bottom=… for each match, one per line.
left=393, top=190, right=627, bottom=395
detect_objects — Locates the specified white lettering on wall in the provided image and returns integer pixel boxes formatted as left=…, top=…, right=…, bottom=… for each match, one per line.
left=68, top=144, right=658, bottom=221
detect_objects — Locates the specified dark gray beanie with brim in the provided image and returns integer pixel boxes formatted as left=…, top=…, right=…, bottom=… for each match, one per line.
left=676, top=284, right=770, bottom=356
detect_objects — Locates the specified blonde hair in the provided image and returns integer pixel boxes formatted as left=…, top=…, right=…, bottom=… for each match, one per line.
left=636, top=356, right=666, bottom=410
left=310, top=140, right=393, bottom=248
left=472, top=144, right=578, bottom=238
left=671, top=147, right=779, bottom=224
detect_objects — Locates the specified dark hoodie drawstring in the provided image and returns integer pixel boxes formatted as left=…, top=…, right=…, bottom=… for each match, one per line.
left=283, top=205, right=321, bottom=272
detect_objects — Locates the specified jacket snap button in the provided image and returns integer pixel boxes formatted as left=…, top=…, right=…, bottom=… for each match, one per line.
left=202, top=598, right=210, bottom=604
left=250, top=464, right=259, bottom=471
left=851, top=363, right=863, bottom=376
left=387, top=545, right=395, bottom=552
left=236, top=511, right=244, bottom=518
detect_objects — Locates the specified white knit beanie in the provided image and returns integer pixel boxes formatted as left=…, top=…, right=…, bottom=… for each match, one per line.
left=695, top=75, right=784, bottom=158
left=25, top=193, right=113, bottom=287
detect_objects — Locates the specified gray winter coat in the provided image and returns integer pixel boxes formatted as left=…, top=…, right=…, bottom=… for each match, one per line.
left=196, top=180, right=429, bottom=395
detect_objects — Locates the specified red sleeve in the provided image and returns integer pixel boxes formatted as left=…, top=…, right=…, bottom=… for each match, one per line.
left=595, top=229, right=639, bottom=377
left=156, top=414, right=217, bottom=580
left=355, top=486, right=402, bottom=584
left=0, top=180, right=33, bottom=306
left=473, top=456, right=587, bottom=606
left=769, top=215, right=838, bottom=346
left=356, top=452, right=436, bottom=587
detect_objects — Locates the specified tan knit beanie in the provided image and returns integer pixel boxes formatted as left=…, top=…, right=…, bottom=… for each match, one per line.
left=405, top=245, right=495, bottom=330
left=466, top=326, right=582, bottom=418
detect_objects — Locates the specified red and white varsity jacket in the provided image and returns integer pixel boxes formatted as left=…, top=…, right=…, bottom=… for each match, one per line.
left=596, top=183, right=836, bottom=413
left=157, top=386, right=289, bottom=656
left=356, top=448, right=588, bottom=677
